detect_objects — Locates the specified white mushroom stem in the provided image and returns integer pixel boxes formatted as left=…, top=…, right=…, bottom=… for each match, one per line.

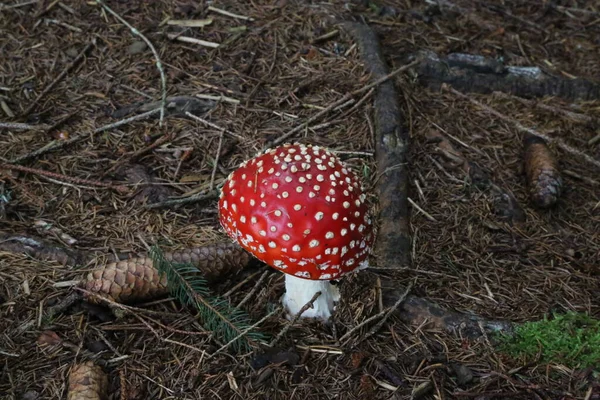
left=282, top=274, right=340, bottom=322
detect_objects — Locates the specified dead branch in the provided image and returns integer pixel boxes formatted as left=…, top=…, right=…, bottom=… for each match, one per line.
left=342, top=21, right=412, bottom=270
left=344, top=22, right=514, bottom=337
left=407, top=51, right=600, bottom=101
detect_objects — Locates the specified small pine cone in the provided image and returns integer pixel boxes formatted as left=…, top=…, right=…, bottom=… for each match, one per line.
left=81, top=256, right=168, bottom=304
left=524, top=135, right=563, bottom=208
left=164, top=241, right=250, bottom=283
left=67, top=361, right=108, bottom=400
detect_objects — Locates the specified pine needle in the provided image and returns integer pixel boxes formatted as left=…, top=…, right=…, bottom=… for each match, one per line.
left=150, top=246, right=268, bottom=353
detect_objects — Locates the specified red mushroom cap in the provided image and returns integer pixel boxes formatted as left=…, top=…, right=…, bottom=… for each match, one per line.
left=218, top=143, right=375, bottom=280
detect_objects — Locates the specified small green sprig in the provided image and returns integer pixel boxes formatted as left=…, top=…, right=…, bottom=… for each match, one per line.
left=150, top=246, right=267, bottom=353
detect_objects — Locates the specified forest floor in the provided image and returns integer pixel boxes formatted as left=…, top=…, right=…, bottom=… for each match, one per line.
left=1, top=0, right=599, bottom=399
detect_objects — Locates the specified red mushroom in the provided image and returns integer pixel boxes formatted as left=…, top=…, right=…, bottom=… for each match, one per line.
left=218, top=142, right=375, bottom=321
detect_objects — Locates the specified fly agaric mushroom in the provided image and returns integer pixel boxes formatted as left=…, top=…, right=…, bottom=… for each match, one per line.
left=218, top=142, right=375, bottom=321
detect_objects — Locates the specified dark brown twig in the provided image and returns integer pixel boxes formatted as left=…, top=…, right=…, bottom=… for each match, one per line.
left=270, top=291, right=322, bottom=347
left=0, top=163, right=129, bottom=193
left=342, top=21, right=411, bottom=269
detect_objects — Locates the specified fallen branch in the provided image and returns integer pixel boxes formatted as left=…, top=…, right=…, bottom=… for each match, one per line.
left=0, top=162, right=129, bottom=193
left=344, top=22, right=514, bottom=337
left=407, top=51, right=600, bottom=101
left=342, top=21, right=411, bottom=269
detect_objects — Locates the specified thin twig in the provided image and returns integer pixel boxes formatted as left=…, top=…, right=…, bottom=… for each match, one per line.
left=448, top=86, right=600, bottom=169
left=207, top=5, right=254, bottom=21
left=143, top=190, right=218, bottom=209
left=210, top=130, right=224, bottom=191
left=0, top=163, right=129, bottom=193
left=167, top=34, right=220, bottom=48
left=407, top=197, right=438, bottom=222
left=343, top=282, right=413, bottom=345
left=269, top=59, right=421, bottom=147
left=184, top=111, right=244, bottom=140
left=237, top=269, right=270, bottom=308
left=206, top=307, right=280, bottom=360
left=223, top=268, right=266, bottom=297
left=270, top=291, right=322, bottom=347
left=22, top=40, right=95, bottom=116
left=10, top=109, right=161, bottom=164
left=102, top=132, right=173, bottom=177
left=95, top=108, right=161, bottom=133
left=0, top=122, right=49, bottom=130
left=96, top=0, right=167, bottom=127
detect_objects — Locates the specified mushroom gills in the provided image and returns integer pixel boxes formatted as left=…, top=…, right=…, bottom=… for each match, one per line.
left=282, top=274, right=340, bottom=322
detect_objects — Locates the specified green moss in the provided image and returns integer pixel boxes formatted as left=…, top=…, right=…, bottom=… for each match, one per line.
left=495, top=312, right=600, bottom=370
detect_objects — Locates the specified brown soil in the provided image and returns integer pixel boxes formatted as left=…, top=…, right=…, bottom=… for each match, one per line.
left=1, top=1, right=599, bottom=399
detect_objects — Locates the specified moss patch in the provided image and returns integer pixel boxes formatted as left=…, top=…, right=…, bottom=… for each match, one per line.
left=495, top=312, right=600, bottom=370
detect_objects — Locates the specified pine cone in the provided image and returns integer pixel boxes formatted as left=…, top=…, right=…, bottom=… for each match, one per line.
left=67, top=361, right=108, bottom=400
left=82, top=256, right=168, bottom=304
left=524, top=135, right=563, bottom=208
left=163, top=242, right=251, bottom=283
left=81, top=242, right=250, bottom=304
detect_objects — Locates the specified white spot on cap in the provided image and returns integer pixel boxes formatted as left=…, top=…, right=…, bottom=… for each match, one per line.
left=251, top=216, right=257, bottom=224
left=259, top=230, right=266, bottom=236
left=317, top=175, right=324, bottom=182
left=282, top=191, right=289, bottom=198
left=309, top=239, right=320, bottom=248
left=232, top=203, right=237, bottom=212
left=292, top=245, right=301, bottom=252
left=343, top=201, right=350, bottom=208
left=325, top=232, right=334, bottom=239
left=299, top=177, right=307, bottom=183
left=341, top=229, right=348, bottom=236
left=341, top=246, right=348, bottom=256
left=240, top=216, right=246, bottom=223
left=268, top=241, right=276, bottom=248
left=294, top=204, right=302, bottom=211
left=261, top=201, right=266, bottom=207
left=272, top=183, right=279, bottom=189
left=309, top=192, right=316, bottom=198
left=295, top=271, right=311, bottom=278
left=274, top=210, right=282, bottom=217
left=258, top=245, right=266, bottom=253
left=315, top=212, right=324, bottom=220
left=270, top=226, right=277, bottom=232
left=223, top=200, right=228, bottom=209
left=333, top=213, right=339, bottom=220
left=283, top=234, right=290, bottom=241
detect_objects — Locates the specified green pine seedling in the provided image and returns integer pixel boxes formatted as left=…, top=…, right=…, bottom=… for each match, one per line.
left=150, top=245, right=268, bottom=353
